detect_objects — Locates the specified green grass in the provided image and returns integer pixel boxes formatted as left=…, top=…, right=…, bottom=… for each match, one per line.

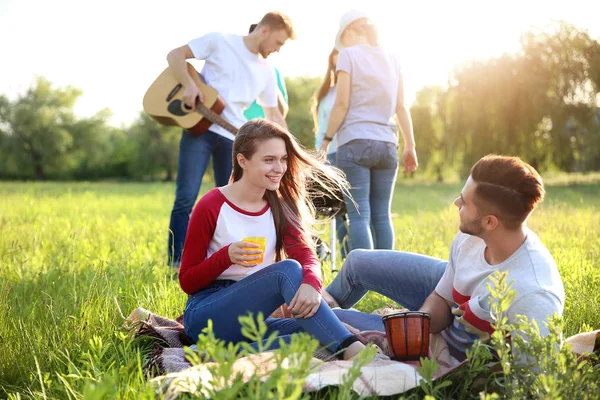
left=0, top=176, right=599, bottom=398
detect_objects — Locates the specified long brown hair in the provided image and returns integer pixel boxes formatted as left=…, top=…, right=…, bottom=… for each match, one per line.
left=312, top=48, right=339, bottom=134
left=231, top=119, right=350, bottom=260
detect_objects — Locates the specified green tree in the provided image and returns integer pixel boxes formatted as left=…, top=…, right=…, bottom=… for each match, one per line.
left=69, top=109, right=116, bottom=179
left=126, top=113, right=180, bottom=181
left=0, top=77, right=111, bottom=180
left=520, top=22, right=600, bottom=171
left=285, top=76, right=321, bottom=149
left=428, top=21, right=600, bottom=176
left=101, top=127, right=136, bottom=179
left=410, top=85, right=450, bottom=181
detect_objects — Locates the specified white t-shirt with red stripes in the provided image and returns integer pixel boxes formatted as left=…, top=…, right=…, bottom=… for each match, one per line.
left=435, top=230, right=564, bottom=358
left=179, top=188, right=321, bottom=295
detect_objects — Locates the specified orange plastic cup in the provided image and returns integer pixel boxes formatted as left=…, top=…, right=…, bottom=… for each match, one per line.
left=243, top=236, right=266, bottom=264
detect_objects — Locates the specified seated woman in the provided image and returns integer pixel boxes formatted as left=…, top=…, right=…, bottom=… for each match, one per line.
left=179, top=119, right=373, bottom=359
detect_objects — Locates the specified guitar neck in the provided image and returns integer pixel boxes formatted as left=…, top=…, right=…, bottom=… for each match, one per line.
left=196, top=103, right=239, bottom=135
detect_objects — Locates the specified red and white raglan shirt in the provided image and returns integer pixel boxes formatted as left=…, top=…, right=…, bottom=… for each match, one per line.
left=178, top=188, right=322, bottom=295
left=435, top=230, right=565, bottom=359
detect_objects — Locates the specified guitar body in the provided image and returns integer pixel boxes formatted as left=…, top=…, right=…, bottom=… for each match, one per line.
left=143, top=63, right=226, bottom=135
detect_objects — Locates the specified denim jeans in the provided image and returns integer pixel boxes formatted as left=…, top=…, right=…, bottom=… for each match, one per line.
left=326, top=249, right=448, bottom=310
left=327, top=152, right=349, bottom=259
left=333, top=308, right=386, bottom=331
left=183, top=260, right=355, bottom=353
left=168, top=129, right=233, bottom=263
left=337, top=139, right=398, bottom=251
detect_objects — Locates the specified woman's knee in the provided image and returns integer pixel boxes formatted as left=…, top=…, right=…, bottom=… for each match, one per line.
left=270, top=259, right=303, bottom=283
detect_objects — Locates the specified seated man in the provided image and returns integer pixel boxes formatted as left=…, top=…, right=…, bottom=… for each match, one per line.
left=323, top=155, right=565, bottom=361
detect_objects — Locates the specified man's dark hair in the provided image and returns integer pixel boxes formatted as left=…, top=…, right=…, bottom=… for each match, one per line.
left=470, top=155, right=545, bottom=229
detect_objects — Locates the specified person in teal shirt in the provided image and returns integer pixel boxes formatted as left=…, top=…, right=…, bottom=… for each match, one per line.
left=244, top=24, right=289, bottom=120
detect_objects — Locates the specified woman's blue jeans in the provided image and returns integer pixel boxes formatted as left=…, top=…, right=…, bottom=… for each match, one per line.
left=168, top=130, right=233, bottom=264
left=183, top=260, right=355, bottom=353
left=337, top=139, right=398, bottom=251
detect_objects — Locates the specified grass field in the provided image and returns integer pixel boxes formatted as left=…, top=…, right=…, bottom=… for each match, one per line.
left=1, top=175, right=599, bottom=398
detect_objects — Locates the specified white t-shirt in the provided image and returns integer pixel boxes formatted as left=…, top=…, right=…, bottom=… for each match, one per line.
left=188, top=32, right=278, bottom=140
left=435, top=230, right=565, bottom=358
left=335, top=44, right=401, bottom=147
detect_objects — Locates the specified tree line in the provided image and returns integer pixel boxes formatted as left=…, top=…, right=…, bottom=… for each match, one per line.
left=1, top=22, right=598, bottom=181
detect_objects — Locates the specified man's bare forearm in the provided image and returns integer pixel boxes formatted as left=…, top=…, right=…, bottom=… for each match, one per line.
left=166, top=48, right=196, bottom=89
left=277, top=92, right=289, bottom=119
left=265, top=109, right=288, bottom=130
left=419, top=291, right=454, bottom=333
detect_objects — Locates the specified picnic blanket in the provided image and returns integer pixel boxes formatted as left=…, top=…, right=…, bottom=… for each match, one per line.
left=125, top=308, right=600, bottom=398
left=125, top=307, right=463, bottom=397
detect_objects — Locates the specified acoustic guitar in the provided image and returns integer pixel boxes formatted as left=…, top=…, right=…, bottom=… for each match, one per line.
left=143, top=63, right=238, bottom=135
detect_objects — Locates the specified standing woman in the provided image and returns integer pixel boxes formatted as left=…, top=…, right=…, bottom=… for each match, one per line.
left=180, top=119, right=372, bottom=360
left=313, top=48, right=349, bottom=259
left=319, top=10, right=418, bottom=251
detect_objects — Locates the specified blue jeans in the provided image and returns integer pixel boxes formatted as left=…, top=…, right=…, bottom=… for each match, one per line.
left=168, top=130, right=233, bottom=263
left=183, top=260, right=356, bottom=353
left=326, top=249, right=447, bottom=310
left=333, top=308, right=386, bottom=332
left=337, top=139, right=398, bottom=251
left=327, top=152, right=349, bottom=259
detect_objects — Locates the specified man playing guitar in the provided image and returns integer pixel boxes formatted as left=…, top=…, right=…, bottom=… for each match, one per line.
left=166, top=11, right=294, bottom=270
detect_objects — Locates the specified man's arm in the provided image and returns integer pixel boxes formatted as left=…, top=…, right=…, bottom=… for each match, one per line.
left=277, top=92, right=289, bottom=119
left=508, top=291, right=564, bottom=341
left=275, top=69, right=289, bottom=119
left=263, top=106, right=288, bottom=130
left=166, top=45, right=204, bottom=107
left=419, top=290, right=454, bottom=333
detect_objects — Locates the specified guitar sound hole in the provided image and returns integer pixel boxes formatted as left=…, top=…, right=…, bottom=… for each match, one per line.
left=167, top=100, right=190, bottom=117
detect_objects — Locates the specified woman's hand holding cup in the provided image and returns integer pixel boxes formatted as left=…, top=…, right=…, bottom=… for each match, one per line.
left=229, top=240, right=263, bottom=267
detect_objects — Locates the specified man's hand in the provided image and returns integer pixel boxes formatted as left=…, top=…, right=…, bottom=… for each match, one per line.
left=319, top=140, right=330, bottom=153
left=182, top=86, right=205, bottom=109
left=228, top=241, right=262, bottom=268
left=289, top=284, right=321, bottom=318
